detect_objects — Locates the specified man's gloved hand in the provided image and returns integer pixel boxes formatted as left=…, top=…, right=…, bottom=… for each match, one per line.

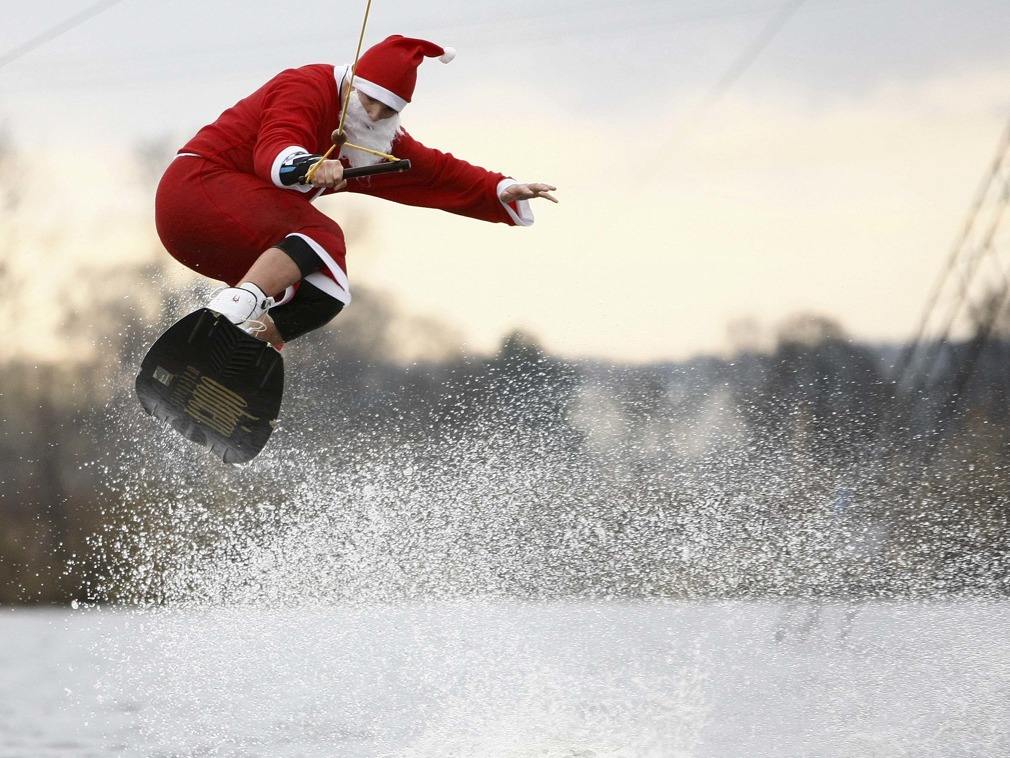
left=306, top=159, right=347, bottom=190
left=278, top=154, right=346, bottom=190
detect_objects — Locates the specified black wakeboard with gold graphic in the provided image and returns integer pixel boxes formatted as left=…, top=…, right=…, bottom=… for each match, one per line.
left=135, top=309, right=284, bottom=464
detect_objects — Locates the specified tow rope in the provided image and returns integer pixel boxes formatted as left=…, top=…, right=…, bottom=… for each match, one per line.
left=305, top=0, right=400, bottom=184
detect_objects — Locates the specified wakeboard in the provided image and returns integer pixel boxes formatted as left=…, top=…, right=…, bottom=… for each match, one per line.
left=135, top=308, right=283, bottom=464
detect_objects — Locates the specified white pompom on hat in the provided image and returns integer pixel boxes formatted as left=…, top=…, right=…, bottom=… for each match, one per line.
left=354, top=35, right=455, bottom=112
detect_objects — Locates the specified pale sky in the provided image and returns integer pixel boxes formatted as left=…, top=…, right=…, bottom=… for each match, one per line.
left=3, top=0, right=1010, bottom=361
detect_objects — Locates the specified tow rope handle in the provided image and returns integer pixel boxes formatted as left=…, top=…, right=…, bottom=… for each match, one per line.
left=344, top=158, right=411, bottom=179
left=280, top=156, right=411, bottom=186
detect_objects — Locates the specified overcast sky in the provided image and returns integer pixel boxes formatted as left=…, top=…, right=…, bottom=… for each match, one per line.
left=4, top=0, right=1010, bottom=361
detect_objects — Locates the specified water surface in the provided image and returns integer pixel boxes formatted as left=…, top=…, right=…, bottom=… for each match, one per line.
left=1, top=601, right=1007, bottom=757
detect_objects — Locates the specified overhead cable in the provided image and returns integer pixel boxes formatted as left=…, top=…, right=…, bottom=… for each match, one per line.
left=0, top=0, right=126, bottom=72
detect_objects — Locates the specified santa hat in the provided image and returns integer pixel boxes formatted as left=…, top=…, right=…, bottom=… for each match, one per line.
left=353, top=35, right=455, bottom=112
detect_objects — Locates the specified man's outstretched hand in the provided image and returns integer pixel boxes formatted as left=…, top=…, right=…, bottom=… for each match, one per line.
left=499, top=182, right=558, bottom=205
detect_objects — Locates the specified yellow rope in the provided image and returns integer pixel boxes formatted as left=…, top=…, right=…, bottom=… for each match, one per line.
left=305, top=0, right=387, bottom=184
left=341, top=141, right=398, bottom=162
left=337, top=0, right=372, bottom=137
left=304, top=144, right=336, bottom=184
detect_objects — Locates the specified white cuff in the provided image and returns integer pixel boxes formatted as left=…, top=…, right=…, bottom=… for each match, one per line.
left=286, top=233, right=352, bottom=305
left=354, top=77, right=407, bottom=112
left=304, top=272, right=349, bottom=304
left=496, top=178, right=534, bottom=227
left=270, top=145, right=313, bottom=193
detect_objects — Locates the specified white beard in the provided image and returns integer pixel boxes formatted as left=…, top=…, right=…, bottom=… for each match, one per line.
left=339, top=92, right=402, bottom=168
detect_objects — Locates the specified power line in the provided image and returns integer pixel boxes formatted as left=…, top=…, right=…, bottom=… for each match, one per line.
left=6, top=1, right=787, bottom=77
left=705, top=0, right=806, bottom=105
left=0, top=0, right=126, bottom=71
left=645, top=0, right=807, bottom=176
left=865, top=117, right=1010, bottom=470
left=890, top=121, right=1010, bottom=394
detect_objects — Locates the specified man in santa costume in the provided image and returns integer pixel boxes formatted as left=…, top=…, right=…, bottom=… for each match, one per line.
left=155, top=35, right=557, bottom=347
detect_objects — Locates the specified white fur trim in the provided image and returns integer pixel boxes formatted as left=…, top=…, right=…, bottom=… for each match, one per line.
left=286, top=233, right=352, bottom=304
left=496, top=178, right=534, bottom=227
left=303, top=272, right=349, bottom=304
left=353, top=76, right=408, bottom=112
left=334, top=64, right=351, bottom=98
left=270, top=145, right=313, bottom=193
left=439, top=47, right=456, bottom=63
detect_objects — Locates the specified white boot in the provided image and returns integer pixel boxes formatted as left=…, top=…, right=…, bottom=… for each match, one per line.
left=206, top=282, right=274, bottom=330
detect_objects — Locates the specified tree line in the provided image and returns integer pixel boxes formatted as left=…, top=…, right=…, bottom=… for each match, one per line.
left=2, top=290, right=1009, bottom=604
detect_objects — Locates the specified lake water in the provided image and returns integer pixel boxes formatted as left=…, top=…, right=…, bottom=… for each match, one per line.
left=1, top=601, right=1008, bottom=757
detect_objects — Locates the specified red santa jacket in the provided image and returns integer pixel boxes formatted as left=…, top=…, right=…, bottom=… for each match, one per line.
left=180, top=64, right=531, bottom=226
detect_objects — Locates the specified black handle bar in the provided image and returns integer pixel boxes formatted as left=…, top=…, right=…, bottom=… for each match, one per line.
left=343, top=159, right=412, bottom=179
left=280, top=156, right=412, bottom=186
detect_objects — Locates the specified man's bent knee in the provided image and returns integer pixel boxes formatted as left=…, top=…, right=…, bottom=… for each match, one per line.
left=268, top=280, right=344, bottom=342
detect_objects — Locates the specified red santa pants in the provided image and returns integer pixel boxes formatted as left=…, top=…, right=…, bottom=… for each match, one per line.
left=155, top=155, right=350, bottom=303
